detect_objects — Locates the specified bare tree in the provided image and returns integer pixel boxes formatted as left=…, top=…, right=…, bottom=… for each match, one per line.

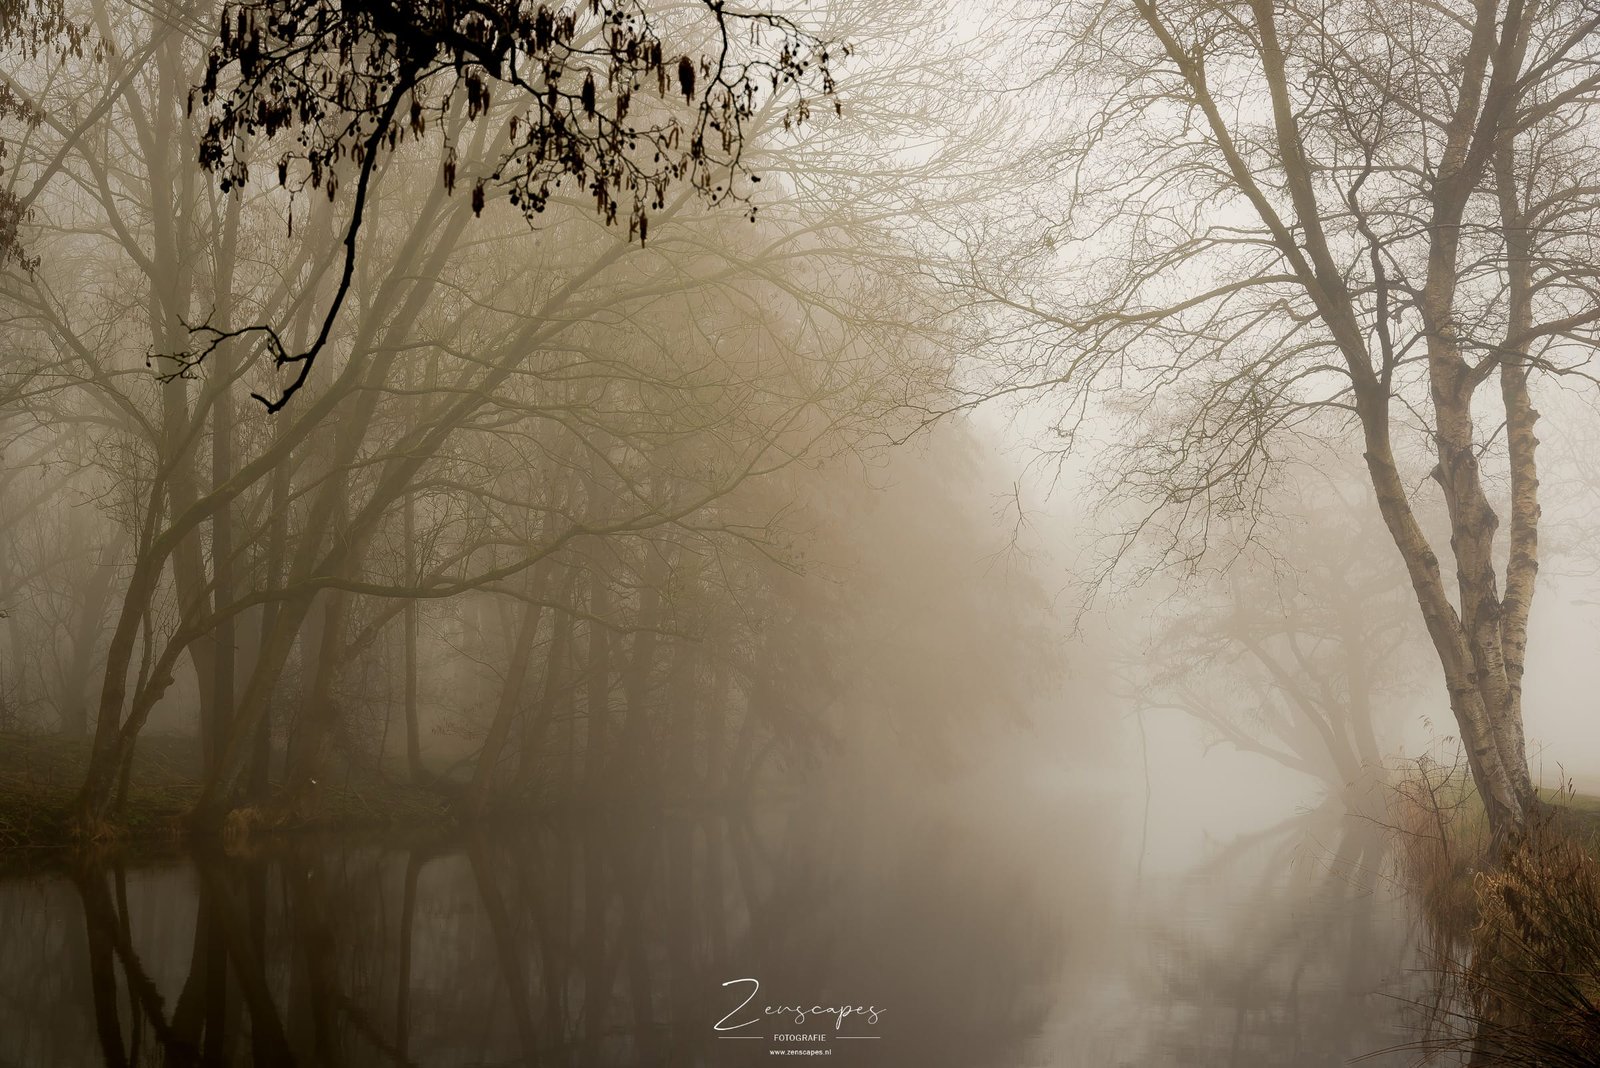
left=0, top=0, right=994, bottom=837
left=1123, top=448, right=1426, bottom=813
left=980, top=0, right=1600, bottom=836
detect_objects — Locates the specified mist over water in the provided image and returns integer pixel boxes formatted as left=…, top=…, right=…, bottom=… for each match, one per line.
left=0, top=756, right=1435, bottom=1067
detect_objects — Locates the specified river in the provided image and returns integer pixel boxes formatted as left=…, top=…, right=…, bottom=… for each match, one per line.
left=0, top=776, right=1452, bottom=1066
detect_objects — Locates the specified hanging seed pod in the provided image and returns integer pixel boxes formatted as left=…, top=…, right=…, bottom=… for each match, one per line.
left=678, top=56, right=694, bottom=102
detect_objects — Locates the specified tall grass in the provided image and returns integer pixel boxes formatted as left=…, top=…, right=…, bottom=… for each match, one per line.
left=1390, top=748, right=1486, bottom=943
left=1389, top=750, right=1600, bottom=1065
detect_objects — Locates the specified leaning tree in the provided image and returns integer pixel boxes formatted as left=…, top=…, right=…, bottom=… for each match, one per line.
left=983, top=0, right=1600, bottom=836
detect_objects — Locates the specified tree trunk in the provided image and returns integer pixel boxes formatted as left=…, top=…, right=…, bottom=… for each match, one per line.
left=665, top=640, right=701, bottom=796
left=1360, top=417, right=1527, bottom=838
left=403, top=491, right=424, bottom=784
left=279, top=590, right=348, bottom=816
left=189, top=594, right=317, bottom=829
left=522, top=569, right=576, bottom=795
left=616, top=550, right=668, bottom=787
left=583, top=567, right=613, bottom=794
left=60, top=538, right=122, bottom=737
left=249, top=462, right=290, bottom=802
left=205, top=177, right=243, bottom=776
left=468, top=567, right=550, bottom=815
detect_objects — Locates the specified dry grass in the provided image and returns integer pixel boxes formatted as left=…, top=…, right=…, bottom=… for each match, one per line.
left=1462, top=824, right=1600, bottom=1065
left=1389, top=750, right=1488, bottom=942
left=1390, top=751, right=1600, bottom=1063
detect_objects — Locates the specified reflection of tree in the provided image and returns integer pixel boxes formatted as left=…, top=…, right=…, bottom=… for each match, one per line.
left=1131, top=812, right=1434, bottom=1067
left=3, top=801, right=1071, bottom=1066
left=74, top=864, right=196, bottom=1066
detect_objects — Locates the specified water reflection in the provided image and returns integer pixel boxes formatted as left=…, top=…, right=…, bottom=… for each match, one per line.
left=0, top=799, right=1078, bottom=1067
left=0, top=798, right=1447, bottom=1067
left=1104, top=811, right=1453, bottom=1068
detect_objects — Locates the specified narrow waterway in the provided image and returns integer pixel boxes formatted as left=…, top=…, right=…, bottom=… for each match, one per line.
left=0, top=772, right=1453, bottom=1067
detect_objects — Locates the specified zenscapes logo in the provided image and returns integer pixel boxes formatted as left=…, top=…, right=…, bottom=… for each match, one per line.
left=714, top=978, right=885, bottom=1055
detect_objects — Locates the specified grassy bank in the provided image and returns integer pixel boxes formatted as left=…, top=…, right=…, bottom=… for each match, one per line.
left=0, top=731, right=456, bottom=857
left=0, top=731, right=779, bottom=865
left=1393, top=768, right=1600, bottom=937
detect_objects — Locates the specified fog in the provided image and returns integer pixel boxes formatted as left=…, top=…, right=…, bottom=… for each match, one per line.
left=2, top=0, right=1600, bottom=1064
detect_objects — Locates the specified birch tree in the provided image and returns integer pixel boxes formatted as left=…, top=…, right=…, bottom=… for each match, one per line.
left=989, top=0, right=1600, bottom=836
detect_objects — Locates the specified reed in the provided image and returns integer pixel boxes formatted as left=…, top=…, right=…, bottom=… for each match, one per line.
left=1390, top=752, right=1600, bottom=1064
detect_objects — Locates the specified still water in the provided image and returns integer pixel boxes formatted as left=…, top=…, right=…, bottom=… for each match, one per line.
left=0, top=781, right=1445, bottom=1067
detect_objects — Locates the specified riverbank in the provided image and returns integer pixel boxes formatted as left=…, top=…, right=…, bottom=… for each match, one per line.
left=1392, top=770, right=1600, bottom=1063
left=0, top=731, right=456, bottom=859
left=1394, top=771, right=1600, bottom=931
left=0, top=731, right=793, bottom=866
